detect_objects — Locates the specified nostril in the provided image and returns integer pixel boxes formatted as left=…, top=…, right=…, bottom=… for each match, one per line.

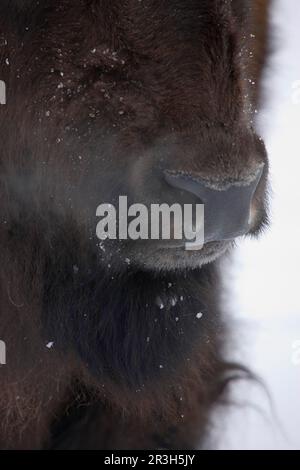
left=164, top=163, right=264, bottom=193
left=163, top=165, right=264, bottom=243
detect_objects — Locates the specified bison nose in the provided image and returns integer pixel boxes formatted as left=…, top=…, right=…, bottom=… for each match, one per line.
left=164, top=165, right=264, bottom=243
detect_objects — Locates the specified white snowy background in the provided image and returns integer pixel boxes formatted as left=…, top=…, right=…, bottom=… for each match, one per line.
left=213, top=0, right=300, bottom=450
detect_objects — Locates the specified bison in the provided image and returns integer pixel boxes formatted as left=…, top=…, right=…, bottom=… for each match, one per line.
left=0, top=0, right=270, bottom=449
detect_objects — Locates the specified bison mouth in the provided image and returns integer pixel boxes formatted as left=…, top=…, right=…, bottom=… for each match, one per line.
left=93, top=215, right=267, bottom=273
left=92, top=169, right=269, bottom=272
left=133, top=239, right=235, bottom=271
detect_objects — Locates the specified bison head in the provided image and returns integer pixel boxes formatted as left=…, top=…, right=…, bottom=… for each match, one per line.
left=0, top=0, right=269, bottom=273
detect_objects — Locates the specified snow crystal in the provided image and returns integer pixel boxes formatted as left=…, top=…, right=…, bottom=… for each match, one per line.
left=46, top=342, right=54, bottom=349
left=73, top=265, right=79, bottom=274
left=155, top=296, right=165, bottom=310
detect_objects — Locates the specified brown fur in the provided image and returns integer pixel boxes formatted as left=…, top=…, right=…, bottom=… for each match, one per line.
left=0, top=1, right=270, bottom=449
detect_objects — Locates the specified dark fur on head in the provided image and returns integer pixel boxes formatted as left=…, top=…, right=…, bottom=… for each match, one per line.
left=0, top=0, right=270, bottom=449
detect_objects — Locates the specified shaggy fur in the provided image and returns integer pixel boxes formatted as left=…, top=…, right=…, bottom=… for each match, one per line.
left=0, top=0, right=270, bottom=449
